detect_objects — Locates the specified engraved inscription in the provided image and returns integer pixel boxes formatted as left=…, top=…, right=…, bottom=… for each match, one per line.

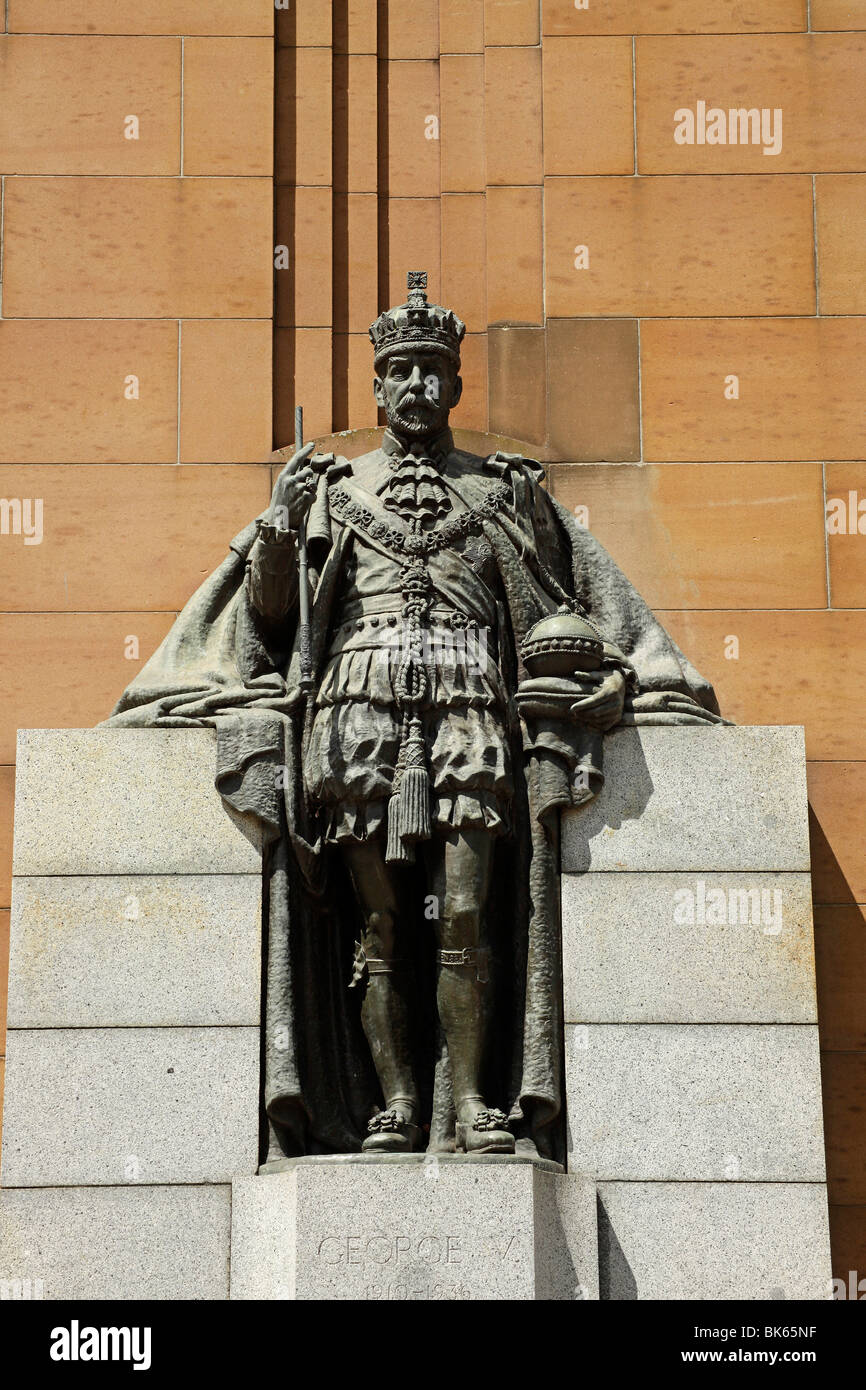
left=363, top=1281, right=473, bottom=1301
left=316, top=1234, right=464, bottom=1266
left=306, top=1226, right=532, bottom=1300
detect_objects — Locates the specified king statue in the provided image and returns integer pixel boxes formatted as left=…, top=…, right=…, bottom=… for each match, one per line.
left=105, top=272, right=724, bottom=1165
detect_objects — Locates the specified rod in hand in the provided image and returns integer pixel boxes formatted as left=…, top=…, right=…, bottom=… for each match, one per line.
left=295, top=405, right=314, bottom=696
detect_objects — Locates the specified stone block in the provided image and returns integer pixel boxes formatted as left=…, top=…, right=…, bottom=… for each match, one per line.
left=546, top=318, right=641, bottom=462
left=3, top=176, right=272, bottom=319
left=183, top=38, right=273, bottom=177
left=641, top=317, right=866, bottom=463
left=8, top=1, right=274, bottom=35
left=440, top=56, right=485, bottom=192
left=816, top=175, right=866, bottom=316
left=821, top=1052, right=866, bottom=1204
left=484, top=46, right=542, bottom=186
left=13, top=730, right=260, bottom=876
left=543, top=0, right=805, bottom=35
left=547, top=461, right=827, bottom=611
left=561, top=726, right=810, bottom=873
left=488, top=325, right=545, bottom=446
left=275, top=45, right=332, bottom=187
left=814, top=904, right=866, bottom=1049
left=385, top=61, right=440, bottom=198
left=660, top=611, right=866, bottom=762
left=1, top=1027, right=259, bottom=1186
left=542, top=37, right=634, bottom=176
left=0, top=465, right=272, bottom=613
left=230, top=1170, right=298, bottom=1302
left=0, top=35, right=181, bottom=176
left=231, top=1159, right=598, bottom=1301
left=636, top=34, right=866, bottom=175
left=486, top=186, right=543, bottom=326
left=0, top=320, right=179, bottom=465
left=179, top=321, right=273, bottom=464
left=826, top=461, right=866, bottom=608
left=7, top=875, right=261, bottom=1028
left=547, top=172, right=817, bottom=316
left=565, top=1023, right=826, bottom=1181
left=597, top=1182, right=832, bottom=1301
left=562, top=872, right=816, bottom=1023
left=0, top=620, right=176, bottom=764
left=546, top=175, right=815, bottom=317
left=808, top=759, right=866, bottom=904
left=0, top=1185, right=231, bottom=1301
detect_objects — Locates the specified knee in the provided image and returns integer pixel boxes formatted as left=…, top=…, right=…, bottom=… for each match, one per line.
left=365, top=907, right=396, bottom=958
left=442, top=897, right=481, bottom=944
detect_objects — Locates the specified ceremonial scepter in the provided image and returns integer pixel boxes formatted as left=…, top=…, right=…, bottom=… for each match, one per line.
left=294, top=404, right=314, bottom=703
left=294, top=405, right=318, bottom=827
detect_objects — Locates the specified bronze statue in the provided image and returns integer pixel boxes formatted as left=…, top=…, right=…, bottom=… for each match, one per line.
left=105, top=273, right=723, bottom=1165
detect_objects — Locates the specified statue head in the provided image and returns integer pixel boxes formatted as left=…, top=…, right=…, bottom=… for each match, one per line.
left=369, top=272, right=465, bottom=439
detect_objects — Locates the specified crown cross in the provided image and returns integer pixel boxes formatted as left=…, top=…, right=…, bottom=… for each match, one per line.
left=407, top=270, right=428, bottom=308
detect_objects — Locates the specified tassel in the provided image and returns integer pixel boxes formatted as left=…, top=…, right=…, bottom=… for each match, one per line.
left=397, top=717, right=431, bottom=843
left=385, top=717, right=431, bottom=863
left=398, top=765, right=431, bottom=842
left=386, top=789, right=412, bottom=864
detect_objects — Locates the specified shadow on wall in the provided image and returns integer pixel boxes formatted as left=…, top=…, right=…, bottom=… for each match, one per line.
left=597, top=1197, right=639, bottom=1301
left=808, top=807, right=861, bottom=909
left=563, top=733, right=655, bottom=875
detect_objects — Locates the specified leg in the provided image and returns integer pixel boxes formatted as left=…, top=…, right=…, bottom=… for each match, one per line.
left=428, top=829, right=514, bottom=1153
left=341, top=839, right=420, bottom=1144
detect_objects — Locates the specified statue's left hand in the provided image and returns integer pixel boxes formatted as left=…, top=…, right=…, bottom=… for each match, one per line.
left=515, top=669, right=626, bottom=732
left=568, top=669, right=626, bottom=731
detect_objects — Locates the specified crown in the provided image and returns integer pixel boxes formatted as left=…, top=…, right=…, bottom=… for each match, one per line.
left=369, top=271, right=466, bottom=366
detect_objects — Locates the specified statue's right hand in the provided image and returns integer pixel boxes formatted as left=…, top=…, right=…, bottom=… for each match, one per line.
left=269, top=442, right=317, bottom=530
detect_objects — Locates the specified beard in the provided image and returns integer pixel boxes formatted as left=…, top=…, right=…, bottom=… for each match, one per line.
left=385, top=394, right=450, bottom=439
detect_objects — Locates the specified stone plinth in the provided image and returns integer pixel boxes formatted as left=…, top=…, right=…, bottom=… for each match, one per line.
left=565, top=1023, right=825, bottom=1182
left=597, top=1183, right=832, bottom=1302
left=7, top=875, right=262, bottom=1029
left=230, top=1158, right=598, bottom=1302
left=1, top=1026, right=259, bottom=1187
left=0, top=1186, right=231, bottom=1301
left=561, top=725, right=832, bottom=1300
left=0, top=726, right=832, bottom=1300
left=1, top=729, right=261, bottom=1299
left=12, top=728, right=261, bottom=875
left=562, top=871, right=816, bottom=1024
left=561, top=725, right=810, bottom=874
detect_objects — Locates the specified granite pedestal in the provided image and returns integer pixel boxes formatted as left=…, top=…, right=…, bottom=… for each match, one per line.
left=0, top=726, right=832, bottom=1300
left=231, top=1158, right=597, bottom=1301
left=561, top=724, right=831, bottom=1300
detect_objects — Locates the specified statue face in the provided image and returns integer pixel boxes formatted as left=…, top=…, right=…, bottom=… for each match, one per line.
left=374, top=350, right=462, bottom=438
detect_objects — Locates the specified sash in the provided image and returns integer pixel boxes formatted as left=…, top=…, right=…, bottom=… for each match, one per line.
left=326, top=471, right=509, bottom=631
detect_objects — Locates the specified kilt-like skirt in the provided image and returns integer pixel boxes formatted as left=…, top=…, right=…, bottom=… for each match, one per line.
left=304, top=631, right=513, bottom=844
